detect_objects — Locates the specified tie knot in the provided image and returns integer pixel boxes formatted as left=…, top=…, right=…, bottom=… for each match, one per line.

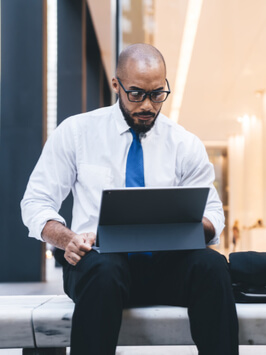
left=130, top=128, right=139, bottom=141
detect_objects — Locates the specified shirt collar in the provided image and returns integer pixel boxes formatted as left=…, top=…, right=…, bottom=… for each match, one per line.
left=113, top=100, right=130, bottom=135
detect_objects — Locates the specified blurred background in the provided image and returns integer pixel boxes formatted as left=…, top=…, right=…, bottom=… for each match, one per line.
left=1, top=0, right=266, bottom=283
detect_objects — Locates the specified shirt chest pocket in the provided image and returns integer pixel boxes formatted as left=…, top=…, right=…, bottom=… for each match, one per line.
left=78, top=164, right=113, bottom=191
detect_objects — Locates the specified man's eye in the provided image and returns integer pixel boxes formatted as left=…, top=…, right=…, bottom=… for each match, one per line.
left=130, top=91, right=143, bottom=98
left=152, top=92, right=163, bottom=98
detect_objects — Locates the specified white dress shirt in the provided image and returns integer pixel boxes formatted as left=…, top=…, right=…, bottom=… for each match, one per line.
left=21, top=101, right=224, bottom=245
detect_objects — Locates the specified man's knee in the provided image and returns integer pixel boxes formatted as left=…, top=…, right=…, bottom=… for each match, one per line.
left=192, top=248, right=227, bottom=268
left=64, top=252, right=130, bottom=302
left=92, top=254, right=130, bottom=286
left=188, top=248, right=230, bottom=285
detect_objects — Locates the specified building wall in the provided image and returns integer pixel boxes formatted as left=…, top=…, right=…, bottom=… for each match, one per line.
left=0, top=0, right=112, bottom=281
left=0, top=0, right=45, bottom=281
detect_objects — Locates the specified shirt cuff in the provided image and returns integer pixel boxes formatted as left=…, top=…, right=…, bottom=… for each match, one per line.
left=203, top=212, right=225, bottom=246
left=29, top=212, right=67, bottom=241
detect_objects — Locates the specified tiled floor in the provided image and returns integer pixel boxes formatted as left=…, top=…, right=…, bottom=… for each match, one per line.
left=1, top=256, right=266, bottom=354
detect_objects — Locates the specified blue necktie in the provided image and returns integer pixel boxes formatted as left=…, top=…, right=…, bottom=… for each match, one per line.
left=126, top=129, right=145, bottom=187
left=126, top=129, right=152, bottom=257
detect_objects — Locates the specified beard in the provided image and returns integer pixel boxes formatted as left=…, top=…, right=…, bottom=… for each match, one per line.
left=118, top=93, right=160, bottom=134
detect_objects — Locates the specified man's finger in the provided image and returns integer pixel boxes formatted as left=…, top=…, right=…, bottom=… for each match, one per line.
left=64, top=232, right=96, bottom=266
left=72, top=234, right=92, bottom=251
left=64, top=251, right=81, bottom=266
left=83, top=232, right=96, bottom=245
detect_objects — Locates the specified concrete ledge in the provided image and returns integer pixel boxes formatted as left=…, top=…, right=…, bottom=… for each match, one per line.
left=118, top=306, right=193, bottom=345
left=1, top=295, right=266, bottom=350
left=237, top=304, right=266, bottom=345
left=0, top=295, right=53, bottom=348
left=32, top=296, right=266, bottom=347
left=33, top=295, right=74, bottom=348
left=33, top=297, right=193, bottom=347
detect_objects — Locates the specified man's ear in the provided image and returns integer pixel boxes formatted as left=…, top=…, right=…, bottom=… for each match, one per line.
left=112, top=77, right=119, bottom=94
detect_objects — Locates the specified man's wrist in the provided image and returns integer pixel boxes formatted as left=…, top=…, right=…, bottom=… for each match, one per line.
left=202, top=217, right=215, bottom=244
left=42, top=220, right=76, bottom=250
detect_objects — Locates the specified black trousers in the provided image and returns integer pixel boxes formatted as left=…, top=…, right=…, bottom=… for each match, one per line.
left=59, top=248, right=239, bottom=355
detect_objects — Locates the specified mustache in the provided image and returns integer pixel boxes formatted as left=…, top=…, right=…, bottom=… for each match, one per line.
left=133, top=111, right=155, bottom=118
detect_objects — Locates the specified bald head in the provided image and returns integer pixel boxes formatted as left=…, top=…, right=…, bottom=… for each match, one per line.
left=116, top=43, right=166, bottom=79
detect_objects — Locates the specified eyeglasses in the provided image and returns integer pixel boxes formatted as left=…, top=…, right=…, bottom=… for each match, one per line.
left=117, top=78, right=171, bottom=103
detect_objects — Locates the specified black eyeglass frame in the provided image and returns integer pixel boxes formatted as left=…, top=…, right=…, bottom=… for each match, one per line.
left=116, top=77, right=171, bottom=103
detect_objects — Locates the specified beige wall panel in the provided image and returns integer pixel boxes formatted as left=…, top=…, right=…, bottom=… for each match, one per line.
left=87, top=0, right=115, bottom=88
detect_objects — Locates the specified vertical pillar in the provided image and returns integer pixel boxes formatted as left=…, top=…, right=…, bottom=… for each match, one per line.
left=228, top=116, right=264, bottom=250
left=0, top=0, right=46, bottom=281
left=57, top=0, right=83, bottom=124
left=242, top=116, right=263, bottom=227
left=57, top=0, right=111, bottom=123
left=262, top=93, right=266, bottom=226
left=228, top=136, right=245, bottom=229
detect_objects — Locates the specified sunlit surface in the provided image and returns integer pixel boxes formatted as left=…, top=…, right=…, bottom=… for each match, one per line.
left=170, top=0, right=203, bottom=122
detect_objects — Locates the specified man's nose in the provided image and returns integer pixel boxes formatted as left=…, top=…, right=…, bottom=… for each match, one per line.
left=139, top=95, right=154, bottom=111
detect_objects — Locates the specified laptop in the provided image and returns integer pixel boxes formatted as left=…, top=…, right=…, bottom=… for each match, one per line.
left=96, top=186, right=209, bottom=253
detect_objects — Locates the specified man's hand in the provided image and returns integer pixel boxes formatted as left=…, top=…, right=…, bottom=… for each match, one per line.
left=202, top=217, right=215, bottom=244
left=64, top=232, right=96, bottom=266
left=41, top=221, right=96, bottom=266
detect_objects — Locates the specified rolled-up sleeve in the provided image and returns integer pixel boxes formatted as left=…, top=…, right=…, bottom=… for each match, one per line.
left=179, top=135, right=225, bottom=245
left=21, top=119, right=77, bottom=241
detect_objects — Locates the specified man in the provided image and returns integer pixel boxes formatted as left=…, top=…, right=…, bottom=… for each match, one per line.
left=21, top=43, right=239, bottom=354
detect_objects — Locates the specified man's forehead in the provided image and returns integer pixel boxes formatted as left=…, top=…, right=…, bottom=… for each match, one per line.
left=122, top=57, right=166, bottom=82
left=126, top=56, right=163, bottom=70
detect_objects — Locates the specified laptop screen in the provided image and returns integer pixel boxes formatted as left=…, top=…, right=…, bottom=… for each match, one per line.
left=98, top=187, right=210, bottom=226
left=96, top=187, right=209, bottom=253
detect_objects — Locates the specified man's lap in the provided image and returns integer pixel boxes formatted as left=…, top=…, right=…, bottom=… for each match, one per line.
left=61, top=248, right=229, bottom=307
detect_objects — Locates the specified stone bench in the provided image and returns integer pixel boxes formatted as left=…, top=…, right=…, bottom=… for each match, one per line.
left=1, top=295, right=266, bottom=354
